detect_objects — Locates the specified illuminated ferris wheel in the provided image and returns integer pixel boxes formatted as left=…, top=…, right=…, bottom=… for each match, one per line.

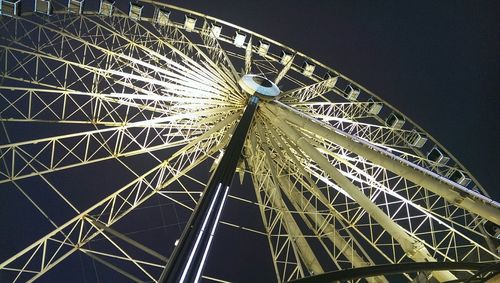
left=0, top=1, right=499, bottom=282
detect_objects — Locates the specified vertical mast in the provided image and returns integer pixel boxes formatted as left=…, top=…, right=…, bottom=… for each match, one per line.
left=160, top=96, right=259, bottom=283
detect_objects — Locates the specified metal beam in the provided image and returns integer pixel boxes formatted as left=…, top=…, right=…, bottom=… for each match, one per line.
left=244, top=37, right=253, bottom=74
left=89, top=218, right=168, bottom=263
left=245, top=125, right=306, bottom=281
left=264, top=101, right=500, bottom=226
left=287, top=262, right=495, bottom=283
left=262, top=121, right=387, bottom=282
left=263, top=122, right=390, bottom=267
left=83, top=251, right=144, bottom=283
left=274, top=54, right=295, bottom=85
left=160, top=96, right=259, bottom=283
left=0, top=124, right=228, bottom=281
left=262, top=105, right=457, bottom=282
left=258, top=133, right=324, bottom=276
left=275, top=173, right=388, bottom=283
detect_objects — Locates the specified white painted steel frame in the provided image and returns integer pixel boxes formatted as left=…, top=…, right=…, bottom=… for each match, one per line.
left=0, top=1, right=498, bottom=282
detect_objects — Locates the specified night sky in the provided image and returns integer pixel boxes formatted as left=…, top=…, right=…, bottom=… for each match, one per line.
left=165, top=0, right=500, bottom=201
left=1, top=1, right=499, bottom=282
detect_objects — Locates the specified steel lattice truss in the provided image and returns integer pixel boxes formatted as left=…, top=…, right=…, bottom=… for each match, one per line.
left=0, top=1, right=498, bottom=282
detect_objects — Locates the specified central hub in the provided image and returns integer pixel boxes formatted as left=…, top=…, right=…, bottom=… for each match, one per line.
left=238, top=74, right=280, bottom=100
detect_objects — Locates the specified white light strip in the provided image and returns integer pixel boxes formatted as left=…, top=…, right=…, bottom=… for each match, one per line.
left=194, top=185, right=230, bottom=283
left=179, top=183, right=222, bottom=283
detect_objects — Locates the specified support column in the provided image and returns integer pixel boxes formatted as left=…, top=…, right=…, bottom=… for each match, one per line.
left=160, top=96, right=259, bottom=283
left=263, top=121, right=387, bottom=283
left=264, top=101, right=500, bottom=226
left=275, top=174, right=388, bottom=283
left=259, top=139, right=325, bottom=276
left=262, top=105, right=457, bottom=282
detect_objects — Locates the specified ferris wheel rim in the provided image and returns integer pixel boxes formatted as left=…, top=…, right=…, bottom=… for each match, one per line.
left=0, top=1, right=498, bottom=282
left=12, top=0, right=489, bottom=196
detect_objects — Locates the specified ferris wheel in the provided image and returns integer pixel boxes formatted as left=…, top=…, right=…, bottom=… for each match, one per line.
left=0, top=1, right=499, bottom=282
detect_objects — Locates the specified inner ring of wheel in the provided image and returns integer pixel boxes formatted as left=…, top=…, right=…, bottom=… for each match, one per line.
left=238, top=74, right=281, bottom=100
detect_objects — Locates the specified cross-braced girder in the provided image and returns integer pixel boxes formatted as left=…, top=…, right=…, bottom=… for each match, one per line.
left=0, top=1, right=498, bottom=282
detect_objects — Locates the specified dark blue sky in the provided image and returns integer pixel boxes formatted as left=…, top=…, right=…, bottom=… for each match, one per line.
left=166, top=0, right=500, bottom=201
left=1, top=1, right=499, bottom=282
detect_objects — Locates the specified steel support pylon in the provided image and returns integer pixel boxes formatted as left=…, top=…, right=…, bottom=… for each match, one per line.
left=159, top=96, right=259, bottom=283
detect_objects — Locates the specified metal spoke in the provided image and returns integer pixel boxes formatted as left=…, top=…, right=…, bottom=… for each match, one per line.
left=244, top=37, right=253, bottom=74
left=264, top=101, right=500, bottom=226
left=0, top=110, right=238, bottom=183
left=0, top=116, right=232, bottom=281
left=280, top=76, right=338, bottom=103
left=261, top=105, right=457, bottom=282
left=0, top=2, right=497, bottom=282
